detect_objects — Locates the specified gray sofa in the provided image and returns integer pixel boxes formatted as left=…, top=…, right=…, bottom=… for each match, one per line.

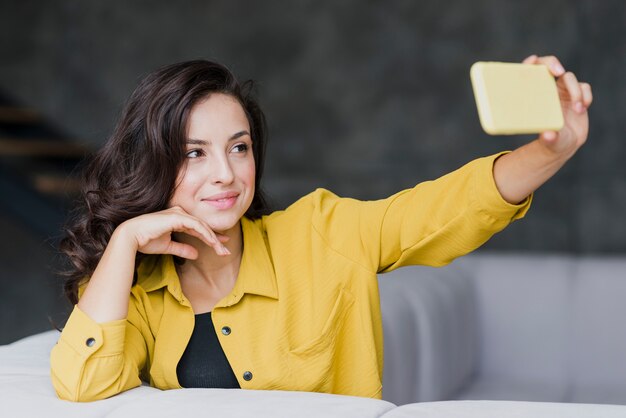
left=1, top=252, right=625, bottom=417
left=380, top=252, right=626, bottom=406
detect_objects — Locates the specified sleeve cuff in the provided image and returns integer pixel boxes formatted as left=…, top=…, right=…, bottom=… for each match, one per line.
left=60, top=305, right=127, bottom=359
left=473, top=152, right=533, bottom=221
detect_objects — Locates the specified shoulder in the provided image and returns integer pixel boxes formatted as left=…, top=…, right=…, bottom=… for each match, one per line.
left=260, top=187, right=380, bottom=244
left=278, top=188, right=342, bottom=212
left=253, top=188, right=345, bottom=240
left=263, top=188, right=355, bottom=223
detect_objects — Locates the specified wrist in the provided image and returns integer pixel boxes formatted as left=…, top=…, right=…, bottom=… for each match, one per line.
left=535, top=134, right=580, bottom=163
left=111, top=221, right=140, bottom=253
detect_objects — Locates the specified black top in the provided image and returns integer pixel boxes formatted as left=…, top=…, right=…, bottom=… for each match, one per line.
left=176, top=311, right=241, bottom=389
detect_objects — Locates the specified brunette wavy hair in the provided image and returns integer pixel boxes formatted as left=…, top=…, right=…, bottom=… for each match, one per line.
left=60, top=60, right=270, bottom=304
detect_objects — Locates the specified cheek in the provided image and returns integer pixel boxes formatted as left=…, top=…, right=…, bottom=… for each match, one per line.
left=246, top=164, right=256, bottom=186
left=235, top=156, right=256, bottom=186
left=170, top=172, right=202, bottom=206
left=242, top=161, right=256, bottom=193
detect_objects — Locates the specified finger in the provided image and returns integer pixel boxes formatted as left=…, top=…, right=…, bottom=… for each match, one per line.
left=178, top=225, right=216, bottom=246
left=192, top=218, right=232, bottom=250
left=180, top=224, right=231, bottom=255
left=165, top=241, right=199, bottom=260
left=167, top=205, right=188, bottom=214
left=166, top=210, right=231, bottom=255
left=522, top=54, right=538, bottom=64
left=171, top=218, right=215, bottom=246
left=561, top=72, right=584, bottom=113
left=580, top=82, right=593, bottom=107
left=204, top=229, right=231, bottom=256
left=169, top=215, right=230, bottom=255
left=216, top=233, right=230, bottom=243
left=535, top=55, right=565, bottom=77
left=540, top=130, right=558, bottom=143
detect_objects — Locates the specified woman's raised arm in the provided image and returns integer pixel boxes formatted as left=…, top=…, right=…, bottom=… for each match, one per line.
left=493, top=55, right=593, bottom=204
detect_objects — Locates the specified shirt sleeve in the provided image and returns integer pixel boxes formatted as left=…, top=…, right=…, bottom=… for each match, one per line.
left=309, top=153, right=531, bottom=273
left=50, top=296, right=148, bottom=402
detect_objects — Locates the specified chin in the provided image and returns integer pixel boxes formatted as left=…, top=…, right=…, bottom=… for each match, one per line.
left=206, top=216, right=243, bottom=234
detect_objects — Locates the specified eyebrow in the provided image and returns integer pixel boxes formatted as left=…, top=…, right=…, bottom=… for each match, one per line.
left=186, top=130, right=251, bottom=145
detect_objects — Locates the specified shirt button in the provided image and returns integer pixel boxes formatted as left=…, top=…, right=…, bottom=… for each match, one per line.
left=243, top=371, right=253, bottom=381
left=85, top=338, right=96, bottom=347
left=221, top=326, right=231, bottom=336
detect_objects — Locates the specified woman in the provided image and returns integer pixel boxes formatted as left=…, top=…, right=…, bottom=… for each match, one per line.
left=50, top=55, right=592, bottom=402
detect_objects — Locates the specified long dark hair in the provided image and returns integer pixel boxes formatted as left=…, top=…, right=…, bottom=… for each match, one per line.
left=60, top=60, right=270, bottom=304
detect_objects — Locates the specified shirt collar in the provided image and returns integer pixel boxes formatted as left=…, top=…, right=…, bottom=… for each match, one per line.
left=232, top=216, right=279, bottom=300
left=135, top=253, right=182, bottom=299
left=136, top=216, right=278, bottom=303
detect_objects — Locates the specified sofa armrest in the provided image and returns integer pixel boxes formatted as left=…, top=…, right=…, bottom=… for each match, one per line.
left=378, top=260, right=478, bottom=405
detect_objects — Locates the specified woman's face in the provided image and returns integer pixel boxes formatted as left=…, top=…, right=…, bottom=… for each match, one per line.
left=169, top=93, right=256, bottom=234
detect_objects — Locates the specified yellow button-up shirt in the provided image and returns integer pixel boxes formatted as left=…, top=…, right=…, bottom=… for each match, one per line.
left=50, top=154, right=530, bottom=402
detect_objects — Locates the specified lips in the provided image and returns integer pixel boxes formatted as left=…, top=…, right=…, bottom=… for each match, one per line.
left=202, top=191, right=240, bottom=210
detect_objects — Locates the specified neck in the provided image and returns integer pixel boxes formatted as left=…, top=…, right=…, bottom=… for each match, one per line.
left=174, top=221, right=244, bottom=289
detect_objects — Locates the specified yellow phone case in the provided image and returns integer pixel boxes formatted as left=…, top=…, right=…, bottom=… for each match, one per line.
left=470, top=62, right=564, bottom=135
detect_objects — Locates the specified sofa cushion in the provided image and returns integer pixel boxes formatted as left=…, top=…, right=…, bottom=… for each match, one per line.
left=381, top=400, right=626, bottom=418
left=0, top=330, right=161, bottom=417
left=0, top=330, right=396, bottom=418
left=105, top=388, right=396, bottom=418
left=453, top=374, right=567, bottom=402
left=0, top=374, right=159, bottom=418
left=0, top=329, right=59, bottom=375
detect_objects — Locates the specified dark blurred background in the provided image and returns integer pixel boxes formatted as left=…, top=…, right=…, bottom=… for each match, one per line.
left=0, top=0, right=624, bottom=344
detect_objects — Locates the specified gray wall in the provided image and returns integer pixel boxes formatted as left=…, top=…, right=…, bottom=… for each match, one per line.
left=0, top=0, right=624, bottom=343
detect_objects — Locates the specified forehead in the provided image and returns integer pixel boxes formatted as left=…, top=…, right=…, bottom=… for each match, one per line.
left=186, top=93, right=250, bottom=139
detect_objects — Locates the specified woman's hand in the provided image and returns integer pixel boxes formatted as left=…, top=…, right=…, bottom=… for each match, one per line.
left=118, top=206, right=230, bottom=259
left=522, top=54, right=593, bottom=157
left=77, top=207, right=228, bottom=322
left=492, top=54, right=593, bottom=204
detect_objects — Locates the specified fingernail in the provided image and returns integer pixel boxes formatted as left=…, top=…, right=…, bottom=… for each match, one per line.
left=553, top=63, right=565, bottom=75
left=221, top=245, right=231, bottom=255
left=524, top=55, right=537, bottom=63
left=543, top=131, right=556, bottom=141
left=575, top=101, right=585, bottom=113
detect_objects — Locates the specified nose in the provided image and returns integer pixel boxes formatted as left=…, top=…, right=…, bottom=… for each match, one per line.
left=209, top=154, right=235, bottom=185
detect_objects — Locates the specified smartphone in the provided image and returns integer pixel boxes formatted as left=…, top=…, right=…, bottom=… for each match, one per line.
left=470, top=61, right=563, bottom=135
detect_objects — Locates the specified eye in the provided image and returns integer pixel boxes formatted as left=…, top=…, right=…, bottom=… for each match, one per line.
left=232, top=143, right=249, bottom=153
left=186, top=149, right=204, bottom=158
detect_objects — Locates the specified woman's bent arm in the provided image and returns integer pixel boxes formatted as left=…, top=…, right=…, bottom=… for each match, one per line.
left=51, top=223, right=145, bottom=402
left=78, top=206, right=227, bottom=322
left=77, top=226, right=139, bottom=322
left=51, top=207, right=225, bottom=401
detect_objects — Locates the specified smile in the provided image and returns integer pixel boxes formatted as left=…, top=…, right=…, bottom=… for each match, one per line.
left=202, top=192, right=240, bottom=210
